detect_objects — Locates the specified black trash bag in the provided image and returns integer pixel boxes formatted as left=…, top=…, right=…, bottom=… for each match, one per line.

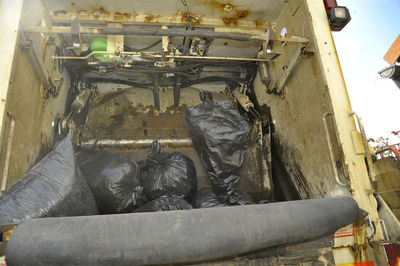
left=192, top=187, right=255, bottom=208
left=0, top=136, right=98, bottom=224
left=184, top=91, right=250, bottom=202
left=140, top=140, right=197, bottom=201
left=76, top=149, right=147, bottom=214
left=135, top=196, right=193, bottom=212
left=192, top=188, right=226, bottom=208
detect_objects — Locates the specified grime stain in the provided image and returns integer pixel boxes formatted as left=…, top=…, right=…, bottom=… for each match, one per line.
left=91, top=6, right=111, bottom=17
left=237, top=10, right=249, bottom=18
left=181, top=12, right=203, bottom=25
left=222, top=9, right=249, bottom=26
left=198, top=0, right=236, bottom=11
left=113, top=11, right=132, bottom=20
left=144, top=14, right=161, bottom=23
left=123, top=12, right=132, bottom=19
left=98, top=6, right=110, bottom=16
left=114, top=11, right=123, bottom=20
left=193, top=0, right=250, bottom=26
left=254, top=20, right=266, bottom=28
left=84, top=91, right=192, bottom=140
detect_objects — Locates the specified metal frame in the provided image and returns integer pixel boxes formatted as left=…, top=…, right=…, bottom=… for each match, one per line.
left=80, top=138, right=193, bottom=149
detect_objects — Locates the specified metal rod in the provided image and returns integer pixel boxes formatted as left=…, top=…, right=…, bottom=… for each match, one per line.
left=103, top=27, right=253, bottom=41
left=26, top=26, right=310, bottom=44
left=26, top=26, right=257, bottom=41
left=153, top=54, right=273, bottom=62
left=1, top=113, right=15, bottom=194
left=80, top=138, right=193, bottom=149
left=53, top=51, right=273, bottom=62
left=275, top=35, right=309, bottom=44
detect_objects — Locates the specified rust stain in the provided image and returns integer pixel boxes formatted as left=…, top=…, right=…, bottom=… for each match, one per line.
left=91, top=6, right=111, bottom=17
left=237, top=10, right=249, bottom=18
left=193, top=0, right=251, bottom=26
left=222, top=4, right=233, bottom=13
left=222, top=17, right=237, bottom=26
left=77, top=9, right=88, bottom=15
left=144, top=14, right=161, bottom=23
left=254, top=20, right=266, bottom=28
left=112, top=11, right=131, bottom=20
left=114, top=11, right=123, bottom=20
left=222, top=9, right=249, bottom=26
left=197, top=0, right=236, bottom=11
left=181, top=12, right=203, bottom=25
left=96, top=6, right=111, bottom=16
left=123, top=12, right=132, bottom=19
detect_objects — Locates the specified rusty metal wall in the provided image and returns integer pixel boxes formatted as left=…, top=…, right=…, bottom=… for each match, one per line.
left=44, top=0, right=286, bottom=29
left=253, top=0, right=343, bottom=199
left=0, top=0, right=71, bottom=188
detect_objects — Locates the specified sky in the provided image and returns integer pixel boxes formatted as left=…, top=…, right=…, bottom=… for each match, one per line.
left=332, top=0, right=400, bottom=145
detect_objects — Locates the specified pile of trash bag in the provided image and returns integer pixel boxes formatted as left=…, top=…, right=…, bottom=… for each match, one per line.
left=185, top=91, right=251, bottom=204
left=192, top=188, right=254, bottom=208
left=0, top=88, right=262, bottom=223
left=140, top=140, right=197, bottom=201
left=135, top=196, right=193, bottom=212
left=76, top=148, right=147, bottom=214
left=0, top=136, right=98, bottom=224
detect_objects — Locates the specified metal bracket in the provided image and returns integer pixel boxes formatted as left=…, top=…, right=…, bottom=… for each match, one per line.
left=275, top=45, right=304, bottom=94
left=367, top=218, right=389, bottom=242
left=349, top=112, right=377, bottom=191
left=39, top=0, right=66, bottom=51
left=258, top=29, right=276, bottom=90
left=323, top=112, right=347, bottom=187
left=263, top=29, right=274, bottom=55
left=20, top=35, right=60, bottom=98
left=107, top=35, right=124, bottom=54
left=69, top=15, right=82, bottom=54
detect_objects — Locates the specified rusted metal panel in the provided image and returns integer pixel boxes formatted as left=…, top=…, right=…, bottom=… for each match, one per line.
left=254, top=0, right=341, bottom=200
left=44, top=0, right=285, bottom=29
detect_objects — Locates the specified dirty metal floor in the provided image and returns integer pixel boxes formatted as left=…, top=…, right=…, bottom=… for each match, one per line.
left=80, top=86, right=268, bottom=201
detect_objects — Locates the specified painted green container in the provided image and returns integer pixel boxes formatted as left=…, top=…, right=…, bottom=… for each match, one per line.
left=90, top=38, right=111, bottom=62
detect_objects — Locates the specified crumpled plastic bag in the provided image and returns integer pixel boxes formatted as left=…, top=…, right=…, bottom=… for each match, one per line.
left=0, top=136, right=98, bottom=224
left=140, top=140, right=197, bottom=201
left=192, top=187, right=255, bottom=208
left=184, top=91, right=250, bottom=203
left=135, top=196, right=193, bottom=212
left=76, top=148, right=147, bottom=214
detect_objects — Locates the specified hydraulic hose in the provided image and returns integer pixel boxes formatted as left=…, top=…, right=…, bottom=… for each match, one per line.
left=6, top=197, right=360, bottom=266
